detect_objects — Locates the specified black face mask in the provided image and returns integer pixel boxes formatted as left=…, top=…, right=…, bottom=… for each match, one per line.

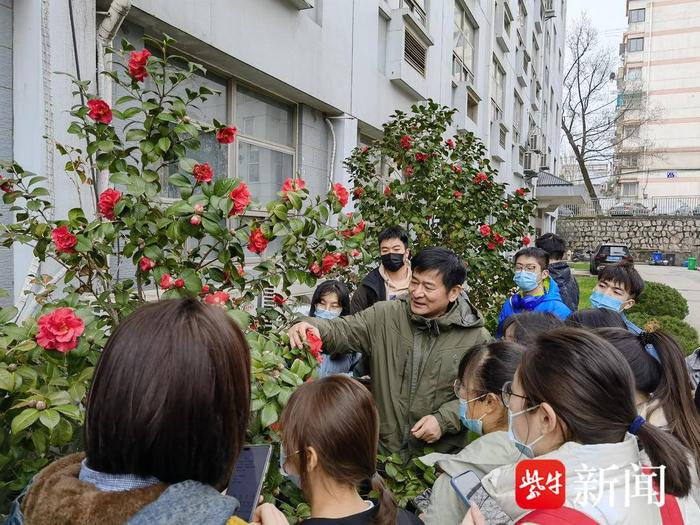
left=381, top=253, right=405, bottom=272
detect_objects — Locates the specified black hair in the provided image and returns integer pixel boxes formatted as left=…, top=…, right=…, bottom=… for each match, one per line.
left=598, top=260, right=645, bottom=300
left=535, top=233, right=566, bottom=261
left=411, top=247, right=467, bottom=290
left=514, top=247, right=549, bottom=271
left=565, top=308, right=628, bottom=330
left=502, top=312, right=565, bottom=343
left=595, top=328, right=700, bottom=480
left=378, top=226, right=409, bottom=249
left=309, top=280, right=351, bottom=317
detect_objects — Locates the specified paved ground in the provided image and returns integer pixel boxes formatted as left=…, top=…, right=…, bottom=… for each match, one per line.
left=634, top=265, right=700, bottom=332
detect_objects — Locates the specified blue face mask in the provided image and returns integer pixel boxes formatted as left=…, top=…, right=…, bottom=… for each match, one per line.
left=513, top=271, right=540, bottom=292
left=279, top=445, right=301, bottom=488
left=590, top=290, right=624, bottom=312
left=459, top=394, right=488, bottom=435
left=314, top=308, right=341, bottom=320
left=507, top=405, right=544, bottom=458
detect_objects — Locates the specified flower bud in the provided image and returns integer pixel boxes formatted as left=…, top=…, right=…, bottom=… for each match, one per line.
left=190, top=215, right=202, bottom=226
left=36, top=401, right=47, bottom=410
left=194, top=203, right=204, bottom=214
left=7, top=364, right=17, bottom=372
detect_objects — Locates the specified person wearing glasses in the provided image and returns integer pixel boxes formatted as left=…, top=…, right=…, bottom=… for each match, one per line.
left=463, top=328, right=700, bottom=525
left=420, top=342, right=524, bottom=525
left=495, top=247, right=571, bottom=338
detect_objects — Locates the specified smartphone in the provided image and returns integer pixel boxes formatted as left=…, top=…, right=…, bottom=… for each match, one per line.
left=226, top=444, right=273, bottom=522
left=451, top=470, right=513, bottom=525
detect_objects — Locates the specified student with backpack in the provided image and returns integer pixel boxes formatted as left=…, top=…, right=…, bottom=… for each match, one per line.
left=464, top=328, right=700, bottom=524
left=535, top=233, right=579, bottom=311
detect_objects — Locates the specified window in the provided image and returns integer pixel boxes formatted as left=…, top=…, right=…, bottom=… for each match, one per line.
left=624, top=125, right=640, bottom=138
left=404, top=29, right=428, bottom=75
left=627, top=37, right=644, bottom=53
left=491, top=57, right=505, bottom=118
left=235, top=85, right=295, bottom=204
left=467, top=93, right=479, bottom=123
left=499, top=127, right=507, bottom=148
left=532, top=36, right=540, bottom=76
left=402, top=0, right=427, bottom=25
left=627, top=67, right=641, bottom=80
left=625, top=92, right=643, bottom=109
left=378, top=10, right=389, bottom=74
left=542, top=100, right=548, bottom=129
left=621, top=182, right=639, bottom=197
left=629, top=8, right=645, bottom=23
left=518, top=0, right=527, bottom=29
left=453, top=2, right=476, bottom=83
left=621, top=155, right=639, bottom=168
left=513, top=93, right=523, bottom=144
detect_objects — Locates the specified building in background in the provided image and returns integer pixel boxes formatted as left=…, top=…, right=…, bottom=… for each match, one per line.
left=615, top=0, right=700, bottom=200
left=560, top=155, right=614, bottom=195
left=0, top=0, right=567, bottom=303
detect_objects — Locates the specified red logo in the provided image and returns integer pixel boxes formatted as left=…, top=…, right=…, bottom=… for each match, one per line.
left=515, top=459, right=566, bottom=509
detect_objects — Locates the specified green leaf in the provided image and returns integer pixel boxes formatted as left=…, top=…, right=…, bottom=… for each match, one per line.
left=54, top=404, right=82, bottom=420
left=74, top=235, right=93, bottom=253
left=121, top=106, right=142, bottom=119
left=263, top=381, right=281, bottom=397
left=165, top=200, right=195, bottom=217
left=13, top=340, right=37, bottom=353
left=0, top=369, right=15, bottom=391
left=11, top=408, right=40, bottom=435
left=168, top=173, right=192, bottom=189
left=260, top=402, right=278, bottom=428
left=39, top=409, right=60, bottom=430
left=97, top=140, right=115, bottom=153
left=32, top=429, right=48, bottom=454
left=179, top=158, right=197, bottom=173
left=47, top=391, right=72, bottom=406
left=385, top=463, right=399, bottom=479
left=157, top=137, right=171, bottom=152
left=110, top=172, right=130, bottom=185
left=0, top=306, right=18, bottom=324
left=126, top=129, right=148, bottom=142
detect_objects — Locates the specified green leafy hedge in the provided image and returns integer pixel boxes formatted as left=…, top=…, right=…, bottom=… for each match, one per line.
left=631, top=281, right=689, bottom=320
left=626, top=312, right=699, bottom=355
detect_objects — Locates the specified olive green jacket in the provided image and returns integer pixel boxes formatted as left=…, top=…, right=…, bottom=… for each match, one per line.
left=307, top=293, right=491, bottom=460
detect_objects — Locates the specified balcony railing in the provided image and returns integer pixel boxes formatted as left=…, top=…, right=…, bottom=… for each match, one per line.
left=559, top=196, right=700, bottom=218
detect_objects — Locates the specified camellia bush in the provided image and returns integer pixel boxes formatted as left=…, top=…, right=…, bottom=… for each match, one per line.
left=345, top=101, right=537, bottom=327
left=0, top=38, right=533, bottom=517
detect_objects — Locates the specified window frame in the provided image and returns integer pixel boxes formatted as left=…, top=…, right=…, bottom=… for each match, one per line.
left=627, top=37, right=644, bottom=53
left=452, top=1, right=477, bottom=84
left=629, top=8, right=645, bottom=23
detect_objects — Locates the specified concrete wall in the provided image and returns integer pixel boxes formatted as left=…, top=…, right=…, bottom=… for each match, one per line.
left=558, top=216, right=700, bottom=262
left=0, top=0, right=12, bottom=304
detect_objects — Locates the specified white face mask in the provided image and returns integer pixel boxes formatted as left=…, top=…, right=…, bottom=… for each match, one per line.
left=507, top=405, right=544, bottom=458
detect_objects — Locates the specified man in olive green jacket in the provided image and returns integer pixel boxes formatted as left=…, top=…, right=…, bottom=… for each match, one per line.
left=288, top=247, right=491, bottom=460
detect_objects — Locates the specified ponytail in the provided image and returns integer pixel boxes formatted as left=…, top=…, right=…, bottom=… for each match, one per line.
left=370, top=473, right=398, bottom=525
left=634, top=419, right=692, bottom=497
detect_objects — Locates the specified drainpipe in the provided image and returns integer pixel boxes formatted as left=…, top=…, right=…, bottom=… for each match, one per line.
left=96, top=0, right=131, bottom=193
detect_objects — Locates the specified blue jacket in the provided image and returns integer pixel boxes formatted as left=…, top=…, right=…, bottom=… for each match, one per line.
left=496, top=277, right=572, bottom=338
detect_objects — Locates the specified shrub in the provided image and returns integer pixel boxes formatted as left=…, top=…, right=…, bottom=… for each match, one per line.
left=631, top=281, right=689, bottom=320
left=626, top=312, right=699, bottom=355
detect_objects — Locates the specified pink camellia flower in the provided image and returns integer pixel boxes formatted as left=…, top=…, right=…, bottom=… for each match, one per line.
left=516, top=187, right=528, bottom=197
left=97, top=188, right=122, bottom=220
left=451, top=164, right=463, bottom=174
left=522, top=236, right=531, bottom=246
left=128, top=49, right=151, bottom=81
left=446, top=138, right=456, bottom=149
left=139, top=257, right=156, bottom=273
left=190, top=215, right=202, bottom=226
left=174, top=278, right=186, bottom=288
left=247, top=227, right=269, bottom=254
left=384, top=186, right=392, bottom=197
left=351, top=249, right=361, bottom=258
left=204, top=290, right=230, bottom=306
left=360, top=145, right=369, bottom=153
left=229, top=182, right=251, bottom=216
left=332, top=183, right=349, bottom=207
left=473, top=172, right=489, bottom=185
left=309, top=261, right=322, bottom=277
left=200, top=284, right=210, bottom=294
left=415, top=152, right=429, bottom=163
left=216, top=126, right=238, bottom=144
left=281, top=178, right=306, bottom=199
left=194, top=203, right=205, bottom=214
left=87, top=99, right=113, bottom=125
left=306, top=330, right=323, bottom=363
left=399, top=135, right=412, bottom=150
left=52, top=226, right=77, bottom=254
left=454, top=191, right=463, bottom=199
left=193, top=163, right=213, bottom=184
left=479, top=224, right=492, bottom=237
left=160, top=273, right=173, bottom=289
left=36, top=307, right=85, bottom=353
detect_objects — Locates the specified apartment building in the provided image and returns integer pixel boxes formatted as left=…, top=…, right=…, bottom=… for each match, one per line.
left=615, top=0, right=700, bottom=200
left=0, top=0, right=567, bottom=303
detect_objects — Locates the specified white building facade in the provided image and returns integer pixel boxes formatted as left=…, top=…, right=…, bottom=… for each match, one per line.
left=0, top=0, right=567, bottom=303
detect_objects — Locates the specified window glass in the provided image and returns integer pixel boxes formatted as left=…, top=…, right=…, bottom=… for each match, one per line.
left=629, top=9, right=645, bottom=23
left=238, top=142, right=294, bottom=204
left=627, top=67, right=641, bottom=80
left=235, top=85, right=294, bottom=147
left=628, top=38, right=644, bottom=52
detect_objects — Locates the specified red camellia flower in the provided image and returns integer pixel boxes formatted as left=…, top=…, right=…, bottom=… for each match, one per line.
left=487, top=242, right=496, bottom=251
left=502, top=203, right=509, bottom=209
left=273, top=294, right=286, bottom=305
left=216, top=126, right=238, bottom=144
left=306, top=330, right=323, bottom=363
left=516, top=187, right=528, bottom=197
left=0, top=176, right=13, bottom=193
left=193, top=163, right=213, bottom=184
left=229, top=182, right=251, bottom=216
left=473, top=172, right=489, bottom=184
left=270, top=422, right=281, bottom=432
left=200, top=284, right=210, bottom=294
left=87, top=99, right=113, bottom=124
left=404, top=165, right=414, bottom=177
left=341, top=218, right=366, bottom=239
left=247, top=227, right=269, bottom=254
left=446, top=138, right=456, bottom=149
left=351, top=249, right=361, bottom=257
left=479, top=224, right=492, bottom=237
left=494, top=233, right=506, bottom=246
left=128, top=49, right=151, bottom=81
left=160, top=273, right=173, bottom=289
left=451, top=164, right=463, bottom=174
left=281, top=178, right=306, bottom=199
left=415, top=152, right=429, bottom=163
left=321, top=253, right=337, bottom=274
left=400, top=135, right=412, bottom=150
left=174, top=278, right=186, bottom=289
left=335, top=253, right=349, bottom=268
left=384, top=186, right=392, bottom=197
left=204, top=290, right=230, bottom=306
left=36, top=307, right=85, bottom=353
left=522, top=236, right=531, bottom=246
left=360, top=145, right=369, bottom=153
left=332, top=183, right=349, bottom=207
left=353, top=187, right=364, bottom=199
left=97, top=188, right=122, bottom=220
left=52, top=226, right=77, bottom=254
left=139, top=257, right=156, bottom=273
left=454, top=191, right=463, bottom=199
left=309, top=261, right=322, bottom=277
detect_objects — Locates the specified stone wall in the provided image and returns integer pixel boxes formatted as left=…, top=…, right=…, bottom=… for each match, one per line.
left=557, top=216, right=700, bottom=264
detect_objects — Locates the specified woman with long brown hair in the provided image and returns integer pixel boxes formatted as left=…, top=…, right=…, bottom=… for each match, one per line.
left=279, top=375, right=420, bottom=525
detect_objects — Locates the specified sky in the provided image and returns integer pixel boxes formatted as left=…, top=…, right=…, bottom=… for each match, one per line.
left=565, top=0, right=628, bottom=53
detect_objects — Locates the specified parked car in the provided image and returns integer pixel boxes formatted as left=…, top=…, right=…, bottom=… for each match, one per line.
left=693, top=205, right=700, bottom=216
left=608, top=202, right=651, bottom=216
left=674, top=203, right=692, bottom=216
left=590, top=243, right=633, bottom=275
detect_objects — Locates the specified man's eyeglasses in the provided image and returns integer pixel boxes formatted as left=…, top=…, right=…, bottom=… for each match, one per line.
left=515, top=264, right=539, bottom=272
left=501, top=380, right=529, bottom=408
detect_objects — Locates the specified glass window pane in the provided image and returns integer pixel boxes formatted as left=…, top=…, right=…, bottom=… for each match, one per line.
left=236, top=85, right=294, bottom=147
left=238, top=142, right=294, bottom=204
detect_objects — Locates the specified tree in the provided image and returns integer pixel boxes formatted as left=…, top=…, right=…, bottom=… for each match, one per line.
left=561, top=15, right=653, bottom=203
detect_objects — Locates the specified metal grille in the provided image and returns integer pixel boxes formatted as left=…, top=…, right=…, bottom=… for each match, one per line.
left=404, top=30, right=427, bottom=76
left=499, top=127, right=507, bottom=148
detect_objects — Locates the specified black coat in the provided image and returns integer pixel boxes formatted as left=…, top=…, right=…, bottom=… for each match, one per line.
left=350, top=267, right=386, bottom=313
left=548, top=262, right=580, bottom=311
